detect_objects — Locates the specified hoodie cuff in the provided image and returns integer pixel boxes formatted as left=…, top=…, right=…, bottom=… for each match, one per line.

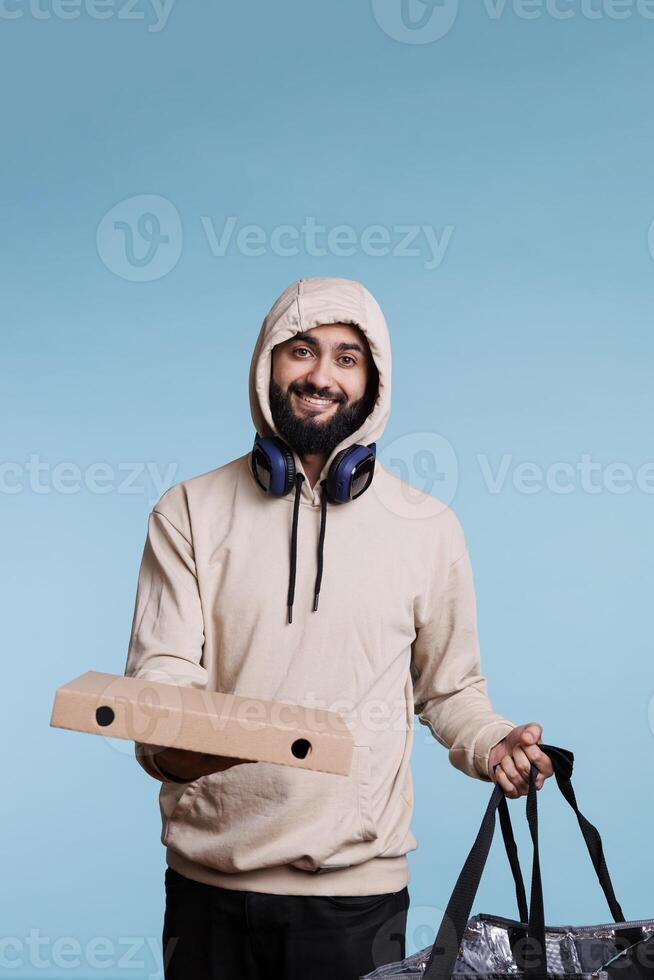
left=471, top=721, right=517, bottom=782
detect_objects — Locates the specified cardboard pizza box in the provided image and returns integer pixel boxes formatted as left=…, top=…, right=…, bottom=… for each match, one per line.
left=50, top=671, right=354, bottom=776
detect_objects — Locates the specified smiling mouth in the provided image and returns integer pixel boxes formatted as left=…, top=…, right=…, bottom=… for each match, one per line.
left=294, top=391, right=339, bottom=412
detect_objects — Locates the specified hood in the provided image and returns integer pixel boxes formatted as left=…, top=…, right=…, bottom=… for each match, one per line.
left=248, top=276, right=393, bottom=623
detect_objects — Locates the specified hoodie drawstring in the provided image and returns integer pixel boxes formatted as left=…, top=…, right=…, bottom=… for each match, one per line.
left=286, top=474, right=329, bottom=624
left=286, top=473, right=304, bottom=624
left=313, top=478, right=328, bottom=612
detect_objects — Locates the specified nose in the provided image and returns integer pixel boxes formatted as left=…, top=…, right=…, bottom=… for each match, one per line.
left=304, top=355, right=334, bottom=394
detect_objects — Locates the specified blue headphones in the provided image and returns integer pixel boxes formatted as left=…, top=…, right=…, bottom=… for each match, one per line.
left=250, top=433, right=377, bottom=503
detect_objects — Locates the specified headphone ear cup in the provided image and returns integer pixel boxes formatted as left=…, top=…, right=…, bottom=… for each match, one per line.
left=252, top=434, right=297, bottom=496
left=273, top=437, right=297, bottom=496
left=326, top=443, right=377, bottom=503
left=325, top=447, right=354, bottom=503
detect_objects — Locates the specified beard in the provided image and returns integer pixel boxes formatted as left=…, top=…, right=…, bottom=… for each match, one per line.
left=269, top=377, right=378, bottom=457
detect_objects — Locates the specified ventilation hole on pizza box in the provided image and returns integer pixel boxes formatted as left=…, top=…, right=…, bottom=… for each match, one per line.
left=291, top=739, right=312, bottom=759
left=96, top=706, right=115, bottom=727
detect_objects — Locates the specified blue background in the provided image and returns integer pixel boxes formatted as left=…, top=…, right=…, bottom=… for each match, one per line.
left=3, top=1, right=653, bottom=975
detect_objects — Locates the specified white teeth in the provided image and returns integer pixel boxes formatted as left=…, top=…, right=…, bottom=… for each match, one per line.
left=299, top=394, right=334, bottom=407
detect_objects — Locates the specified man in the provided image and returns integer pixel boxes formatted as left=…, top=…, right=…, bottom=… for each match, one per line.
left=124, top=276, right=554, bottom=980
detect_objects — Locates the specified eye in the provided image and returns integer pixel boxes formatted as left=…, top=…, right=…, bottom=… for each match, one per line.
left=339, top=355, right=356, bottom=367
left=293, top=346, right=312, bottom=358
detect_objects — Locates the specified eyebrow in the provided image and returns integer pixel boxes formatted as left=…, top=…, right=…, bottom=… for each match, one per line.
left=290, top=332, right=366, bottom=356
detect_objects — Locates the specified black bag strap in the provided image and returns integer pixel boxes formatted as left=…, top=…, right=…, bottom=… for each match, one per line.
left=498, top=794, right=529, bottom=925
left=533, top=746, right=626, bottom=918
left=423, top=743, right=635, bottom=980
left=498, top=744, right=627, bottom=928
left=522, top=747, right=642, bottom=973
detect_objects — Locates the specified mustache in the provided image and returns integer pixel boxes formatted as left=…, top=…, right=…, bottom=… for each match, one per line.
left=291, top=384, right=345, bottom=403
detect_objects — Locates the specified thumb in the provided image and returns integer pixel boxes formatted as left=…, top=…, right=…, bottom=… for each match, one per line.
left=521, top=722, right=542, bottom=744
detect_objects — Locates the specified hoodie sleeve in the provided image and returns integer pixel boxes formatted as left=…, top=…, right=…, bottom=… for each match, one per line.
left=124, top=495, right=207, bottom=782
left=410, top=510, right=517, bottom=782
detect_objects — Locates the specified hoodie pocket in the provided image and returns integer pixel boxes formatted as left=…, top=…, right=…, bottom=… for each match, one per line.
left=162, top=779, right=201, bottom=833
left=289, top=743, right=378, bottom=872
left=161, top=744, right=378, bottom=875
left=354, top=744, right=376, bottom=841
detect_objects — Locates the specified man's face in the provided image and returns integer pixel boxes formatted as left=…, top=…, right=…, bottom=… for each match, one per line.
left=269, top=323, right=378, bottom=457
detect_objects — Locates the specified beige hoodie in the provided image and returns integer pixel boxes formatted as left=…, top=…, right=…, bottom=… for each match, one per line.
left=124, top=276, right=516, bottom=896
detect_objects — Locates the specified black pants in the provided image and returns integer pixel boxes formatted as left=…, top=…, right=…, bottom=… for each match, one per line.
left=163, top=866, right=409, bottom=980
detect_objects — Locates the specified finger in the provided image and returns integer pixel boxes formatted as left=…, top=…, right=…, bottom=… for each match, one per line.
left=519, top=723, right=542, bottom=747
left=512, top=746, right=545, bottom=790
left=497, top=759, right=528, bottom=797
left=499, top=754, right=530, bottom=794
left=512, top=745, right=533, bottom=783
left=494, top=766, right=521, bottom=799
left=522, top=744, right=555, bottom=777
left=511, top=746, right=547, bottom=788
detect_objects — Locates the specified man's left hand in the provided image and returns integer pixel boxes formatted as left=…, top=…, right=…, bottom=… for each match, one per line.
left=487, top=723, right=554, bottom=797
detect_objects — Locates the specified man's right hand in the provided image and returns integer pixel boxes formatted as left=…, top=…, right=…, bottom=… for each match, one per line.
left=155, top=747, right=255, bottom=782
